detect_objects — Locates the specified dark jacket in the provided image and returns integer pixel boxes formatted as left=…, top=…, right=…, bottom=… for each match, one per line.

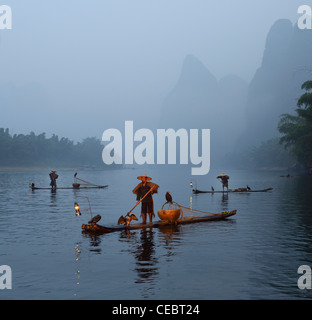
left=132, top=181, right=159, bottom=203
left=217, top=175, right=229, bottom=186
left=49, top=172, right=58, bottom=187
left=136, top=183, right=153, bottom=203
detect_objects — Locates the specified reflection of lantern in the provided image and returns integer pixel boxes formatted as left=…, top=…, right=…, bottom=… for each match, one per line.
left=190, top=182, right=193, bottom=187
left=74, top=202, right=81, bottom=216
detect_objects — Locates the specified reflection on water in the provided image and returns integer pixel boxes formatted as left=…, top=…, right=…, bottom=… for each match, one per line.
left=158, top=224, right=181, bottom=245
left=122, top=225, right=184, bottom=298
left=73, top=243, right=81, bottom=297
left=134, top=229, right=158, bottom=284
left=221, top=193, right=228, bottom=208
left=50, top=189, right=57, bottom=207
left=158, top=224, right=183, bottom=264
left=117, top=228, right=159, bottom=291
left=82, top=232, right=104, bottom=254
left=1, top=169, right=312, bottom=299
left=80, top=222, right=185, bottom=298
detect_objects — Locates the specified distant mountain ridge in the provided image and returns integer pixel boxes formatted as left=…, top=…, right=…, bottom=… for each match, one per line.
left=237, top=19, right=312, bottom=149
left=159, top=54, right=248, bottom=164
left=160, top=18, right=312, bottom=166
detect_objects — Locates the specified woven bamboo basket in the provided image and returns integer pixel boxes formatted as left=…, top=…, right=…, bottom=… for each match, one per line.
left=157, top=202, right=182, bottom=222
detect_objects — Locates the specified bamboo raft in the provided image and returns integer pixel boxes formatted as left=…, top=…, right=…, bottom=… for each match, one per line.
left=30, top=174, right=108, bottom=190
left=81, top=210, right=237, bottom=234
left=193, top=188, right=273, bottom=194
left=30, top=185, right=108, bottom=190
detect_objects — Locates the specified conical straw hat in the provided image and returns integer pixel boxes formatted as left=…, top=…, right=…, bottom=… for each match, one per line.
left=137, top=174, right=152, bottom=181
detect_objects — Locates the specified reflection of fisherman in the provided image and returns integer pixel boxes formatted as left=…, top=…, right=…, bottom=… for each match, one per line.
left=217, top=173, right=229, bottom=192
left=132, top=174, right=159, bottom=224
left=49, top=170, right=59, bottom=189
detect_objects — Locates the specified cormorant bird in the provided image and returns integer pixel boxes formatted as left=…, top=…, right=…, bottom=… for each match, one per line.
left=211, top=186, right=214, bottom=191
left=165, top=192, right=172, bottom=203
left=74, top=172, right=77, bottom=178
left=118, top=214, right=138, bottom=226
left=247, top=185, right=251, bottom=191
left=89, top=214, right=101, bottom=225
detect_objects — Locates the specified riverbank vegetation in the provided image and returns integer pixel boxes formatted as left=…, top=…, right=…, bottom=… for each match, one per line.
left=228, top=81, right=312, bottom=173
left=0, top=129, right=106, bottom=168
left=278, top=81, right=312, bottom=173
left=223, top=138, right=296, bottom=171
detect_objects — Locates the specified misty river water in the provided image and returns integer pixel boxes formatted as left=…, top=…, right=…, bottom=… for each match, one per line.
left=0, top=167, right=312, bottom=300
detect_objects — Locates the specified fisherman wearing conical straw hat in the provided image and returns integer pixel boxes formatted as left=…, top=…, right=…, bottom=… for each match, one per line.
left=132, top=174, right=159, bottom=224
left=216, top=173, right=229, bottom=193
left=49, top=170, right=59, bottom=190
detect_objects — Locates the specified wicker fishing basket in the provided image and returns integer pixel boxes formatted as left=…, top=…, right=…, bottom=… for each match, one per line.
left=157, top=202, right=183, bottom=222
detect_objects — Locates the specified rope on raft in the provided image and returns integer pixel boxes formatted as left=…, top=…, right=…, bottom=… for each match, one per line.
left=163, top=202, right=230, bottom=220
left=176, top=204, right=229, bottom=218
left=75, top=177, right=102, bottom=187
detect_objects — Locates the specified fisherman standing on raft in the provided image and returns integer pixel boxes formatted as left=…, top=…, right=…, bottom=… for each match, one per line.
left=217, top=173, right=229, bottom=193
left=132, top=174, right=159, bottom=224
left=49, top=170, right=59, bottom=190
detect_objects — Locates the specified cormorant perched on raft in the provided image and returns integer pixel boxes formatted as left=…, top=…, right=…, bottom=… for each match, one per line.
left=117, top=214, right=138, bottom=226
left=211, top=186, right=214, bottom=191
left=165, top=192, right=172, bottom=203
left=247, top=185, right=251, bottom=191
left=74, top=172, right=77, bottom=178
left=88, top=214, right=101, bottom=225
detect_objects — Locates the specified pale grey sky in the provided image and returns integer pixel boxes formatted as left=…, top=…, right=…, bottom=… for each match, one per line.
left=0, top=0, right=307, bottom=140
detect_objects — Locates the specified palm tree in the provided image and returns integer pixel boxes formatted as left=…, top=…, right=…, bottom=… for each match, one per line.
left=278, top=81, right=312, bottom=171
